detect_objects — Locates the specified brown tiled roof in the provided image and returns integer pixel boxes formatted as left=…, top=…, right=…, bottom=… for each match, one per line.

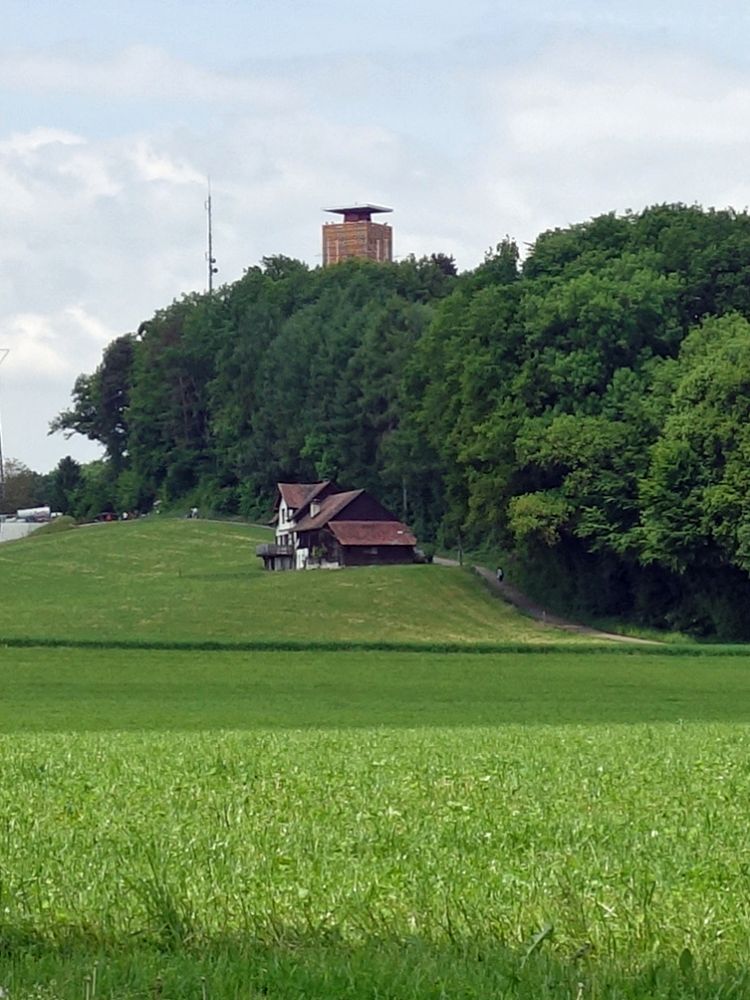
left=294, top=489, right=364, bottom=531
left=277, top=481, right=329, bottom=509
left=329, top=521, right=417, bottom=547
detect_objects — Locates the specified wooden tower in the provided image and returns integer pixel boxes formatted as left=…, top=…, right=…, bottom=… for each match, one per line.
left=322, top=204, right=393, bottom=266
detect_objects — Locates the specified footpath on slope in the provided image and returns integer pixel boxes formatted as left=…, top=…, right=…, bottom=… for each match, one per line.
left=434, top=557, right=661, bottom=646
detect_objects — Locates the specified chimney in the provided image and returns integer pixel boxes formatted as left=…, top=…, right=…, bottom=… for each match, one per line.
left=310, top=499, right=321, bottom=517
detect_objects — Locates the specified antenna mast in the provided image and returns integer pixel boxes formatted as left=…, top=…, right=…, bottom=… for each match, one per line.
left=205, top=179, right=218, bottom=294
left=0, top=349, right=8, bottom=508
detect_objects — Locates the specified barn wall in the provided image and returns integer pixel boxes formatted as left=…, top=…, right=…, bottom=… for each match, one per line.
left=342, top=546, right=415, bottom=567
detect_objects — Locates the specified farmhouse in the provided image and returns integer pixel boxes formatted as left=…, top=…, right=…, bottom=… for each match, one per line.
left=257, top=481, right=417, bottom=570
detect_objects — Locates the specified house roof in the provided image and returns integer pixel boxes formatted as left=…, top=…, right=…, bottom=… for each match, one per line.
left=277, top=481, right=330, bottom=510
left=329, top=521, right=417, bottom=547
left=294, top=489, right=364, bottom=531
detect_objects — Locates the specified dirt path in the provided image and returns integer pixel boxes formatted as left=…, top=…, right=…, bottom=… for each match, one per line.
left=434, top=557, right=661, bottom=645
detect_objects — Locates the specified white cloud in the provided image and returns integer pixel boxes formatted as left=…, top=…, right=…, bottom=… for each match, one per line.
left=0, top=307, right=111, bottom=472
left=130, top=142, right=204, bottom=185
left=0, top=128, right=85, bottom=155
left=57, top=149, right=123, bottom=199
left=472, top=40, right=750, bottom=244
left=0, top=313, right=69, bottom=379
left=501, top=46, right=750, bottom=152
left=0, top=45, right=298, bottom=108
left=0, top=306, right=116, bottom=381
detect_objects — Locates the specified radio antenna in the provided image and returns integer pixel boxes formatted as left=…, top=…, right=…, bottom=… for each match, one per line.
left=205, top=179, right=218, bottom=294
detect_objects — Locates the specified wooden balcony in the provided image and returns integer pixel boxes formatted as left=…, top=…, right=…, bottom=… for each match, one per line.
left=256, top=543, right=294, bottom=557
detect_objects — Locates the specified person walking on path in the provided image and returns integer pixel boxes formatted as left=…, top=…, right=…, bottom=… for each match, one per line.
left=496, top=567, right=504, bottom=583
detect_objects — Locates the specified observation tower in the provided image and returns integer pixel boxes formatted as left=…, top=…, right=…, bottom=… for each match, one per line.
left=322, top=204, right=393, bottom=265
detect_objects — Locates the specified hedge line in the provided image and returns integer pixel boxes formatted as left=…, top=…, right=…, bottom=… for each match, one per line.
left=1, top=636, right=749, bottom=657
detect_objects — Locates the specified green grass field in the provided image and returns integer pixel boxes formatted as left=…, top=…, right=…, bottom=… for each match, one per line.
left=2, top=518, right=750, bottom=998
left=6, top=724, right=750, bottom=999
left=2, top=645, right=750, bottom=731
left=0, top=518, right=592, bottom=645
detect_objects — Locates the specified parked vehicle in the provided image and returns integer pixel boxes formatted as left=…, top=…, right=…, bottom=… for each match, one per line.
left=16, top=506, right=51, bottom=522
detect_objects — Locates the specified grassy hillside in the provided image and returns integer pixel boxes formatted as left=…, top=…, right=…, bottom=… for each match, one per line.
left=0, top=517, right=593, bottom=645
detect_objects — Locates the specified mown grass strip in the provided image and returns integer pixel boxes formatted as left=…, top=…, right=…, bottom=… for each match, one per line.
left=1, top=634, right=749, bottom=656
left=6, top=645, right=750, bottom=731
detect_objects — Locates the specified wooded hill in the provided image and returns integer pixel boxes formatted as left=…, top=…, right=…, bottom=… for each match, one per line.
left=52, top=204, right=750, bottom=638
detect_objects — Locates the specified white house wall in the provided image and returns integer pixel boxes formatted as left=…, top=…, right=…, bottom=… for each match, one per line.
left=276, top=499, right=298, bottom=547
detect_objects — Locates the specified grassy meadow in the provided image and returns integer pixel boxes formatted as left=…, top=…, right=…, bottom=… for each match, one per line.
left=3, top=645, right=750, bottom=732
left=0, top=518, right=591, bottom=646
left=6, top=725, right=750, bottom=999
left=2, top=518, right=750, bottom=998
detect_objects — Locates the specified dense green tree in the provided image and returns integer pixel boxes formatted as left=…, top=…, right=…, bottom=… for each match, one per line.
left=73, top=461, right=117, bottom=519
left=1, top=459, right=47, bottom=514
left=641, top=313, right=750, bottom=573
left=50, top=335, right=135, bottom=471
left=47, top=456, right=83, bottom=514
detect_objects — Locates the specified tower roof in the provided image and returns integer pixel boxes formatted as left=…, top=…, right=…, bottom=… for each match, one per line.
left=324, top=204, right=392, bottom=222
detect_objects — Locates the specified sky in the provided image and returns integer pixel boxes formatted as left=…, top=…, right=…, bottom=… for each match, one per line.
left=3, top=0, right=750, bottom=472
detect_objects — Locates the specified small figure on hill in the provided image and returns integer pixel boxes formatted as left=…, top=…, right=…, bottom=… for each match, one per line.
left=190, top=506, right=199, bottom=519
left=496, top=567, right=504, bottom=583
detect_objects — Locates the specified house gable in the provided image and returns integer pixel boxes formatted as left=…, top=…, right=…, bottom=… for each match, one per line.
left=276, top=481, right=340, bottom=540
left=276, top=481, right=331, bottom=513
